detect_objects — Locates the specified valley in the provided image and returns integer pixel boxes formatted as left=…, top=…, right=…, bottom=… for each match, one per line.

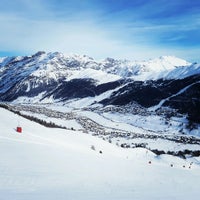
left=1, top=102, right=200, bottom=158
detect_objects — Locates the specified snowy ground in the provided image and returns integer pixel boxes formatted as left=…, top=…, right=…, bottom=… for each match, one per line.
left=1, top=107, right=200, bottom=200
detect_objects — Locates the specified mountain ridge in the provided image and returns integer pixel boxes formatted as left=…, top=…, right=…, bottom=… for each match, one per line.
left=0, top=51, right=200, bottom=125
left=0, top=51, right=194, bottom=81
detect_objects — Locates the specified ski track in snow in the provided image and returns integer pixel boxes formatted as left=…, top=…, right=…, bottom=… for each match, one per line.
left=0, top=135, right=50, bottom=146
left=149, top=80, right=200, bottom=111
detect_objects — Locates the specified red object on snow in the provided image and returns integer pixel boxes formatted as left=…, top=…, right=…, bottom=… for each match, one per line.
left=16, top=127, right=22, bottom=133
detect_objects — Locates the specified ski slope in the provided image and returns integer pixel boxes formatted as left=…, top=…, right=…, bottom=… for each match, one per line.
left=0, top=107, right=200, bottom=200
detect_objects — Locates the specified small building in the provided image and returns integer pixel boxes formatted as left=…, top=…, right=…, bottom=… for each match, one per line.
left=16, top=127, right=22, bottom=133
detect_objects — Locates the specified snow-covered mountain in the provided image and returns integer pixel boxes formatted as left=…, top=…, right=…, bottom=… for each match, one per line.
left=0, top=51, right=200, bottom=125
left=0, top=51, right=194, bottom=88
left=100, top=55, right=192, bottom=80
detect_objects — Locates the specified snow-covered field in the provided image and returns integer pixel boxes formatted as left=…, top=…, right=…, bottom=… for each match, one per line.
left=1, top=107, right=200, bottom=200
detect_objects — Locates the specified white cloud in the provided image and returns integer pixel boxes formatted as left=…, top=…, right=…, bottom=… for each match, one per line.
left=0, top=13, right=151, bottom=59
left=0, top=8, right=199, bottom=62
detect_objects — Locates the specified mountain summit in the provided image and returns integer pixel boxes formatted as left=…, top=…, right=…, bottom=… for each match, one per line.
left=0, top=52, right=193, bottom=83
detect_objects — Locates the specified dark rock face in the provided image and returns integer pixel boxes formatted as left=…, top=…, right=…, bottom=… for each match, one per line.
left=44, top=79, right=125, bottom=101
left=164, top=81, right=200, bottom=123
left=100, top=75, right=200, bottom=123
left=0, top=78, right=59, bottom=101
left=47, top=79, right=97, bottom=101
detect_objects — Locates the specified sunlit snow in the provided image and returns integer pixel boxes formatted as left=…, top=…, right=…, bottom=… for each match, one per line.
left=0, top=107, right=200, bottom=200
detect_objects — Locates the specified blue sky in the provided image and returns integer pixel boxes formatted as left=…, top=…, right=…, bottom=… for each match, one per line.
left=0, top=0, right=199, bottom=62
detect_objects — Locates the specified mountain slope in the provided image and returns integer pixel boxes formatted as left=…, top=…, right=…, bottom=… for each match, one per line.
left=1, top=107, right=200, bottom=200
